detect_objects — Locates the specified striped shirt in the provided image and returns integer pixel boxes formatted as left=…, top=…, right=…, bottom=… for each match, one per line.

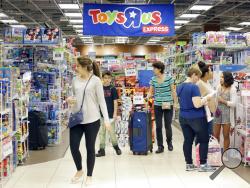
left=150, top=75, right=174, bottom=106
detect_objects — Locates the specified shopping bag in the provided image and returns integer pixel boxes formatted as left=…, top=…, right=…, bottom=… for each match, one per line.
left=207, top=136, right=222, bottom=167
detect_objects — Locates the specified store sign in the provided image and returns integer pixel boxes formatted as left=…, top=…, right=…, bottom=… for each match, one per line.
left=83, top=3, right=175, bottom=36
left=53, top=48, right=64, bottom=61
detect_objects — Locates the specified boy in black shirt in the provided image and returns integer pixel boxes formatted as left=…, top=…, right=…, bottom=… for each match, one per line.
left=96, top=71, right=122, bottom=157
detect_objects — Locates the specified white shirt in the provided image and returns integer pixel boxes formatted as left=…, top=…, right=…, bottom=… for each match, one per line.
left=72, top=75, right=109, bottom=124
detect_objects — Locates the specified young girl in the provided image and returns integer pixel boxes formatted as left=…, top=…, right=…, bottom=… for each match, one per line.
left=214, top=71, right=236, bottom=150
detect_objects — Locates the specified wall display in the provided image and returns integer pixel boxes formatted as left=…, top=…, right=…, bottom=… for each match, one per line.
left=3, top=28, right=61, bottom=45
left=83, top=3, right=175, bottom=36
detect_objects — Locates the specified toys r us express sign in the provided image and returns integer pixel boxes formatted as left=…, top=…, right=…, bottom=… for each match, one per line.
left=83, top=3, right=175, bottom=36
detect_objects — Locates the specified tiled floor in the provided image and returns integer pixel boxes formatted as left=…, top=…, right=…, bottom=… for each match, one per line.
left=5, top=126, right=250, bottom=188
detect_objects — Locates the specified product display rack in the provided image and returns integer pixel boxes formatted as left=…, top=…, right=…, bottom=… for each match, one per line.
left=0, top=77, right=15, bottom=186
left=236, top=82, right=250, bottom=166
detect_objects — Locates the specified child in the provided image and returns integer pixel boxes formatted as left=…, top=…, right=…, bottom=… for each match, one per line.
left=96, top=71, right=122, bottom=157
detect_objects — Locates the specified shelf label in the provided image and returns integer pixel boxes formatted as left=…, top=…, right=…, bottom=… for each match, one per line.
left=53, top=48, right=64, bottom=61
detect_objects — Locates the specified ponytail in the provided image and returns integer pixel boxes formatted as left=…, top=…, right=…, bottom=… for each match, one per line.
left=92, top=61, right=101, bottom=78
left=77, top=57, right=101, bottom=77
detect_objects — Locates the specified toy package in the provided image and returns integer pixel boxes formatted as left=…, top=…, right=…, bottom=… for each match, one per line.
left=42, top=28, right=60, bottom=44
left=4, top=28, right=23, bottom=44
left=24, top=28, right=42, bottom=44
left=206, top=31, right=217, bottom=45
left=125, top=76, right=136, bottom=87
left=114, top=76, right=125, bottom=87
left=216, top=32, right=228, bottom=45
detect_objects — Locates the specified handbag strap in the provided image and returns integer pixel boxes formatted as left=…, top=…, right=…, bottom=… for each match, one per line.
left=80, top=74, right=93, bottom=110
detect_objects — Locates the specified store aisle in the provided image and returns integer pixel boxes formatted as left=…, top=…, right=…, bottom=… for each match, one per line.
left=5, top=126, right=250, bottom=188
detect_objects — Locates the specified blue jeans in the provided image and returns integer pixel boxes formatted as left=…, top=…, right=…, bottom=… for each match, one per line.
left=179, top=116, right=209, bottom=165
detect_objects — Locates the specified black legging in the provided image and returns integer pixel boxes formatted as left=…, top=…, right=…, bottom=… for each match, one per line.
left=70, top=120, right=100, bottom=176
left=154, top=105, right=173, bottom=148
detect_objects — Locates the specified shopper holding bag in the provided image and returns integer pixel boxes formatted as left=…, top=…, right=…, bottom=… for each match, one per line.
left=214, top=71, right=236, bottom=150
left=67, top=57, right=110, bottom=185
left=148, top=61, right=177, bottom=153
left=177, top=65, right=216, bottom=172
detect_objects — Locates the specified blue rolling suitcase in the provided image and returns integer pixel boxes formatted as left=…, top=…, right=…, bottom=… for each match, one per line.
left=129, top=110, right=153, bottom=155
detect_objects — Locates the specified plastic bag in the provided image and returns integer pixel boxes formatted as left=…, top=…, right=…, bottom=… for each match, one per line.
left=207, top=136, right=222, bottom=166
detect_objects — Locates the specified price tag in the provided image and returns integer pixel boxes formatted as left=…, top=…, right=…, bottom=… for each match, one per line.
left=133, top=92, right=144, bottom=105
left=125, top=68, right=136, bottom=77
left=53, top=48, right=64, bottom=61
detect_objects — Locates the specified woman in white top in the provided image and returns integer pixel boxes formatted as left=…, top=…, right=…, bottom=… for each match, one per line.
left=214, top=72, right=236, bottom=150
left=197, top=61, right=216, bottom=135
left=67, top=57, right=110, bottom=185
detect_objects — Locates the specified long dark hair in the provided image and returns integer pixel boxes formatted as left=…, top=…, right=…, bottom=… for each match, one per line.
left=223, top=71, right=234, bottom=88
left=198, top=61, right=209, bottom=78
left=77, top=57, right=101, bottom=78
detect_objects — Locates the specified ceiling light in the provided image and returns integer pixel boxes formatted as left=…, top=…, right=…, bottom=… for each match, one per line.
left=226, top=27, right=243, bottom=31
left=10, top=25, right=26, bottom=28
left=58, top=4, right=80, bottom=10
left=180, top=14, right=200, bottom=18
left=238, top=22, right=250, bottom=26
left=64, top=13, right=82, bottom=17
left=0, top=13, right=8, bottom=18
left=0, top=19, right=18, bottom=23
left=73, top=25, right=83, bottom=28
left=175, top=26, right=182, bottom=29
left=69, top=19, right=83, bottom=23
left=149, top=39, right=161, bottom=42
left=175, top=20, right=190, bottom=24
left=190, top=5, right=213, bottom=11
left=75, top=29, right=83, bottom=33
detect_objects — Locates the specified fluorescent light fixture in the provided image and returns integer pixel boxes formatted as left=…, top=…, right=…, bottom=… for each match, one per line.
left=226, top=27, right=243, bottom=31
left=69, top=19, right=83, bottom=23
left=58, top=4, right=80, bottom=9
left=149, top=39, right=161, bottom=42
left=75, top=29, right=83, bottom=33
left=72, top=25, right=83, bottom=28
left=180, top=14, right=200, bottom=18
left=0, top=13, right=8, bottom=18
left=175, top=20, right=190, bottom=24
left=190, top=5, right=213, bottom=11
left=10, top=25, right=27, bottom=28
left=238, top=22, right=250, bottom=26
left=0, top=19, right=18, bottom=23
left=64, top=13, right=82, bottom=17
left=175, top=26, right=182, bottom=29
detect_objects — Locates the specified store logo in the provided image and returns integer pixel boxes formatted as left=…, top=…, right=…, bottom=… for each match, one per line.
left=88, top=7, right=169, bottom=34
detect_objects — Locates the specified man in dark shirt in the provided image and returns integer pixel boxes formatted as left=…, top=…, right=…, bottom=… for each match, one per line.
left=96, top=71, right=122, bottom=157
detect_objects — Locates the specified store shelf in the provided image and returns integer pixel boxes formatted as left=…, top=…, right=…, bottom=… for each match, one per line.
left=18, top=133, right=29, bottom=143
left=1, top=131, right=17, bottom=140
left=37, top=62, right=58, bottom=69
left=205, top=44, right=250, bottom=51
left=20, top=116, right=28, bottom=121
left=0, top=108, right=11, bottom=115
left=47, top=120, right=59, bottom=124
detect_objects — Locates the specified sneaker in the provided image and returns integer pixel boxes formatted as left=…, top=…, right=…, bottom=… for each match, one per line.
left=198, top=164, right=216, bottom=172
left=95, top=149, right=105, bottom=157
left=113, top=145, right=122, bottom=155
left=186, top=164, right=198, bottom=171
